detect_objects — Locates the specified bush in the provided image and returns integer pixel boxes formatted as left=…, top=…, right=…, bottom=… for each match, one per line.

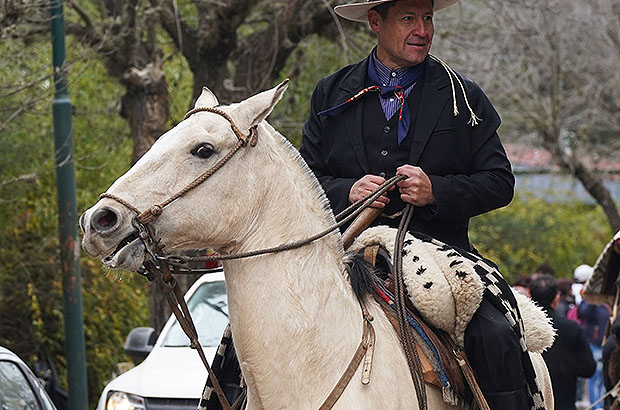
left=470, top=193, right=613, bottom=283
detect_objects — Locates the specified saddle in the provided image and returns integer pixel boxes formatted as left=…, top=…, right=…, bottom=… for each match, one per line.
left=350, top=225, right=555, bottom=410
left=361, top=244, right=473, bottom=407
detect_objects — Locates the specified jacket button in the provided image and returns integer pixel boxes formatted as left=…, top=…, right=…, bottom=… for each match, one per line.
left=383, top=125, right=391, bottom=133
left=379, top=172, right=386, bottom=178
left=381, top=150, right=388, bottom=157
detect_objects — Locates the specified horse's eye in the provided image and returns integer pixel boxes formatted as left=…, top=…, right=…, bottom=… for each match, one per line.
left=191, top=143, right=215, bottom=159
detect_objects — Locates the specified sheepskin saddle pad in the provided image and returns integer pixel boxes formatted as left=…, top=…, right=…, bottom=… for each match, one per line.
left=350, top=226, right=555, bottom=352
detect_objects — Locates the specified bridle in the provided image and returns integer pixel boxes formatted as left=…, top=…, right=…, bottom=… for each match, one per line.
left=99, top=106, right=259, bottom=410
left=101, top=106, right=258, bottom=225
left=96, top=107, right=403, bottom=410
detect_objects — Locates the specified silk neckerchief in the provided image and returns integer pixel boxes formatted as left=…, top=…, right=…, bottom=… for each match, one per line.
left=318, top=52, right=424, bottom=145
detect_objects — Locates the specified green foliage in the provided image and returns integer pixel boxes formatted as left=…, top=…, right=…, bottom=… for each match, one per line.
left=270, top=35, right=347, bottom=147
left=0, top=36, right=148, bottom=407
left=271, top=31, right=375, bottom=147
left=161, top=35, right=194, bottom=123
left=470, top=193, right=612, bottom=283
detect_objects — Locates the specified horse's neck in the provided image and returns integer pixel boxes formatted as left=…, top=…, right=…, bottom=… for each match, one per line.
left=221, top=135, right=364, bottom=407
left=223, top=249, right=363, bottom=408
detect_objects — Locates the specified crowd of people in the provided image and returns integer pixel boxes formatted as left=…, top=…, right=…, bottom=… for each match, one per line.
left=514, top=264, right=618, bottom=410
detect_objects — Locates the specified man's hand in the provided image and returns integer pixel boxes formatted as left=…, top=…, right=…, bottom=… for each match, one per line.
left=349, top=175, right=393, bottom=208
left=396, top=165, right=435, bottom=206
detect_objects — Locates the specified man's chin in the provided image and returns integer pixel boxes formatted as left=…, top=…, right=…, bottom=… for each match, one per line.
left=403, top=48, right=428, bottom=65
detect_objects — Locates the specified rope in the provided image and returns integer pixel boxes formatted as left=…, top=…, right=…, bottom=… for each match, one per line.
left=585, top=378, right=620, bottom=410
left=162, top=175, right=406, bottom=264
left=429, top=54, right=483, bottom=126
left=394, top=204, right=428, bottom=410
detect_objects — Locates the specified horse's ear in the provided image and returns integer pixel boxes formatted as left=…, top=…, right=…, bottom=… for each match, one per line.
left=194, top=86, right=219, bottom=108
left=235, top=80, right=289, bottom=128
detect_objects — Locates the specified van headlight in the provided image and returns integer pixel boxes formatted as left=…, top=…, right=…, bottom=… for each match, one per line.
left=106, top=391, right=146, bottom=410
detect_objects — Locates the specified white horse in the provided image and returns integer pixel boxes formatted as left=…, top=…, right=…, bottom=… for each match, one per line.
left=81, top=82, right=553, bottom=410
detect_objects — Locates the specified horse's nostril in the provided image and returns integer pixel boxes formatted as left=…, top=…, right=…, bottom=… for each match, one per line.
left=91, top=208, right=119, bottom=232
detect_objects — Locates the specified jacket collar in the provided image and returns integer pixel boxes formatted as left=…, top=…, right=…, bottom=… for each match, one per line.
left=337, top=55, right=453, bottom=171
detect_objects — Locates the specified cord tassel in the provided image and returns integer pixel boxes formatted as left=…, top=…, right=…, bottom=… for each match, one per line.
left=430, top=54, right=482, bottom=126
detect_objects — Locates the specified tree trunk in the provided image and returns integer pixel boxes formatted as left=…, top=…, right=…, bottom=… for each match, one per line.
left=543, top=136, right=620, bottom=233
left=118, top=56, right=173, bottom=331
left=120, top=57, right=170, bottom=164
left=572, top=159, right=620, bottom=232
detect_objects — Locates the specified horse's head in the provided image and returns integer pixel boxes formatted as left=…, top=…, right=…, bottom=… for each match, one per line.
left=80, top=81, right=289, bottom=271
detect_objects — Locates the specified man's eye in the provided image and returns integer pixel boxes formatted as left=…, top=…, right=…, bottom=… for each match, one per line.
left=191, top=143, right=215, bottom=159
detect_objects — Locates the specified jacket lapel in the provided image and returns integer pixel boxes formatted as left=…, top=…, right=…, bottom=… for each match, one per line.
left=409, top=57, right=451, bottom=165
left=339, top=59, right=371, bottom=173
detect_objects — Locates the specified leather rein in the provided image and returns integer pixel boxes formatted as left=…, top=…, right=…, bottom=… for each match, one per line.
left=98, top=107, right=404, bottom=410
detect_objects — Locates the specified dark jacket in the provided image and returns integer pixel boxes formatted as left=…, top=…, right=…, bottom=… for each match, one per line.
left=542, top=307, right=596, bottom=410
left=578, top=301, right=611, bottom=346
left=300, top=55, right=514, bottom=250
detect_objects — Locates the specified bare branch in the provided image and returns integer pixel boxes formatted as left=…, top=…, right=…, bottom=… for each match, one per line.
left=0, top=173, right=38, bottom=189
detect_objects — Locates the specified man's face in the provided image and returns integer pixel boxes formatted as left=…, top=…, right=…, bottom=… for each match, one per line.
left=369, top=0, right=434, bottom=69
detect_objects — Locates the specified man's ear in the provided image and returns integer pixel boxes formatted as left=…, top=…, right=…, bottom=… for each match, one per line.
left=368, top=10, right=381, bottom=33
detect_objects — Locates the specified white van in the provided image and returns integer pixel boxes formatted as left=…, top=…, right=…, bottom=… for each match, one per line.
left=97, top=270, right=228, bottom=410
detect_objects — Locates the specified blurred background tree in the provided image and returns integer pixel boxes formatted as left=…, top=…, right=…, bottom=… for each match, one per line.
left=0, top=0, right=618, bottom=407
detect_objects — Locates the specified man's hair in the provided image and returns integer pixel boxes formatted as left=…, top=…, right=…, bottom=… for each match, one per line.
left=535, top=262, right=555, bottom=276
left=529, top=274, right=558, bottom=308
left=371, top=0, right=435, bottom=19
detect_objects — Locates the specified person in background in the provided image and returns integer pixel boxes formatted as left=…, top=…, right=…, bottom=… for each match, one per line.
left=535, top=262, right=555, bottom=277
left=513, top=274, right=532, bottom=297
left=579, top=297, right=612, bottom=409
left=569, top=263, right=595, bottom=408
left=556, top=277, right=576, bottom=318
left=603, top=318, right=620, bottom=409
left=573, top=264, right=594, bottom=307
left=529, top=274, right=596, bottom=410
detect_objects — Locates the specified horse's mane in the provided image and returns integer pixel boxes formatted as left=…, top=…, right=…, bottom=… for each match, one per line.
left=259, top=122, right=380, bottom=301
left=262, top=122, right=336, bottom=224
left=344, top=252, right=378, bottom=302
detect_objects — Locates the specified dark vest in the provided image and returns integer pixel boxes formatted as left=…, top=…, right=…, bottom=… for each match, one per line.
left=362, top=79, right=424, bottom=217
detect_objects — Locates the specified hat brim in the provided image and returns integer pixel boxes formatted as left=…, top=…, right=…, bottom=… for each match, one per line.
left=334, top=0, right=460, bottom=23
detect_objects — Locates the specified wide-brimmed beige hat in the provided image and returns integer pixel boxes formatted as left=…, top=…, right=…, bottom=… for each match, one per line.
left=335, top=0, right=460, bottom=22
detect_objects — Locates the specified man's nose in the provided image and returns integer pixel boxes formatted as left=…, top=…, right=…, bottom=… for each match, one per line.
left=411, top=18, right=428, bottom=36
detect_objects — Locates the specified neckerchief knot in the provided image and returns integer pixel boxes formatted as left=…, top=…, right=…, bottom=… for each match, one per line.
left=318, top=51, right=424, bottom=145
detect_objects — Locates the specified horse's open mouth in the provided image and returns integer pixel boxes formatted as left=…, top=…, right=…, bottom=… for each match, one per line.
left=102, top=232, right=143, bottom=270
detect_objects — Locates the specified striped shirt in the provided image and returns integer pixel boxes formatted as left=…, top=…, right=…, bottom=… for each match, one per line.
left=372, top=52, right=419, bottom=121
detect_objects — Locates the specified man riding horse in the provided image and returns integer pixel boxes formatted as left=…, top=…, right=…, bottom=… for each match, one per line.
left=299, top=0, right=529, bottom=408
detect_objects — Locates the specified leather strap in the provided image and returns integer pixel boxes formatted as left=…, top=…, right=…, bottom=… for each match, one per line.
left=363, top=244, right=381, bottom=267
left=453, top=349, right=491, bottom=410
left=318, top=303, right=375, bottom=410
left=142, top=253, right=233, bottom=410
left=373, top=295, right=441, bottom=387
